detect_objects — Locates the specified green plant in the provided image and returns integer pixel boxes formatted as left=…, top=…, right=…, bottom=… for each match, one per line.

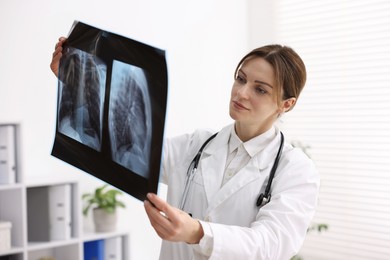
left=82, top=184, right=126, bottom=216
left=307, top=222, right=328, bottom=233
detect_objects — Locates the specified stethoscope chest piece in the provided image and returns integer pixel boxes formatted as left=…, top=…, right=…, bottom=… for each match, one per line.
left=256, top=193, right=271, bottom=207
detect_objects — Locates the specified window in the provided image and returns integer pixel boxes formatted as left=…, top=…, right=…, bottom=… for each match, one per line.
left=251, top=1, right=390, bottom=259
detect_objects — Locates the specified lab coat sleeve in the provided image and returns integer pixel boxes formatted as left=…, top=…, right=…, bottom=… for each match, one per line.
left=159, top=136, right=170, bottom=185
left=207, top=150, right=320, bottom=260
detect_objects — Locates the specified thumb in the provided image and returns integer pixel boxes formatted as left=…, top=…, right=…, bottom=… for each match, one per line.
left=147, top=193, right=178, bottom=220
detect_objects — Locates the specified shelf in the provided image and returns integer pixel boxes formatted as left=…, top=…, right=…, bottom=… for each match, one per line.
left=0, top=183, right=23, bottom=191
left=82, top=230, right=130, bottom=242
left=28, top=243, right=80, bottom=260
left=25, top=175, right=79, bottom=188
left=1, top=123, right=129, bottom=259
left=27, top=238, right=79, bottom=252
left=0, top=246, right=24, bottom=257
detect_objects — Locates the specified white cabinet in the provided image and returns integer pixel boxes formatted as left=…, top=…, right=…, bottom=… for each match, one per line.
left=0, top=124, right=130, bottom=260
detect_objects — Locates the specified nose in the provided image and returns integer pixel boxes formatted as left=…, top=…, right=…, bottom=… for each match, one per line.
left=236, top=84, right=250, bottom=99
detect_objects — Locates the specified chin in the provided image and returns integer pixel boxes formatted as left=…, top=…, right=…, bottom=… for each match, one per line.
left=229, top=109, right=240, bottom=121
left=228, top=106, right=235, bottom=118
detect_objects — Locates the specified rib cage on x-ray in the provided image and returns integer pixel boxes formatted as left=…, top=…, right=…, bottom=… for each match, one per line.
left=109, top=61, right=152, bottom=178
left=58, top=48, right=106, bottom=151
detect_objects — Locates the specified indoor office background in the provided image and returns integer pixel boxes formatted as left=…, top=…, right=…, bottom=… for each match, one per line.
left=0, top=0, right=389, bottom=259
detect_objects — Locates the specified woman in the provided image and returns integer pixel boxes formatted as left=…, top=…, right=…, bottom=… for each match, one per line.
left=51, top=39, right=320, bottom=260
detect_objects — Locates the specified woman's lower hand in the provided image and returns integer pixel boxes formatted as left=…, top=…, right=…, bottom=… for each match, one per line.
left=144, top=193, right=204, bottom=244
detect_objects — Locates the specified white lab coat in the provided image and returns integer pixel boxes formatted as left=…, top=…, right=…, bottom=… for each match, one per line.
left=159, top=124, right=320, bottom=260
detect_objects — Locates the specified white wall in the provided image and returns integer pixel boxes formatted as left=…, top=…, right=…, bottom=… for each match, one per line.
left=0, top=0, right=249, bottom=259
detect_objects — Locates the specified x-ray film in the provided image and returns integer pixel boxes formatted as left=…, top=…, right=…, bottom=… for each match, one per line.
left=52, top=21, right=168, bottom=201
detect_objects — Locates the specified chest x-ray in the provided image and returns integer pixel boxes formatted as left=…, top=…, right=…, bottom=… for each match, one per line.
left=58, top=48, right=106, bottom=151
left=52, top=21, right=168, bottom=202
left=109, top=61, right=152, bottom=176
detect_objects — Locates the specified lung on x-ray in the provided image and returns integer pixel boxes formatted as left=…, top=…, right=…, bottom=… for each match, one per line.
left=52, top=21, right=168, bottom=202
left=58, top=48, right=106, bottom=152
left=109, top=61, right=152, bottom=176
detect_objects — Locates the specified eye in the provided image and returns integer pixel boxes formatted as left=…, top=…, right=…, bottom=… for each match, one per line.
left=235, top=74, right=246, bottom=84
left=255, top=87, right=268, bottom=95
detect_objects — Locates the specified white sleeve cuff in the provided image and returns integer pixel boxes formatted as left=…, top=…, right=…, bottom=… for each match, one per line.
left=190, top=220, right=214, bottom=257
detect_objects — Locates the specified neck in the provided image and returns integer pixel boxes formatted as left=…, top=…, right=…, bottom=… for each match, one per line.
left=234, top=122, right=273, bottom=142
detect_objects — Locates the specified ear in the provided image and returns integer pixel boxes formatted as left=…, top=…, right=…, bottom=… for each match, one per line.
left=280, top=98, right=296, bottom=113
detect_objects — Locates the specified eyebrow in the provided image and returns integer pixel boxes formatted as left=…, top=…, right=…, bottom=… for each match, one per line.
left=239, top=70, right=274, bottom=89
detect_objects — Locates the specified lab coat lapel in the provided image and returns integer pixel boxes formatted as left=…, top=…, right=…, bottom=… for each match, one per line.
left=199, top=125, right=232, bottom=205
left=205, top=154, right=265, bottom=213
left=206, top=130, right=281, bottom=213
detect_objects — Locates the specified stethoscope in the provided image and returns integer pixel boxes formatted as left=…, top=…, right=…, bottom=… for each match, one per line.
left=179, top=131, right=284, bottom=211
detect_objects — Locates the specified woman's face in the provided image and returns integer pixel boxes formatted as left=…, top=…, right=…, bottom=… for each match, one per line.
left=229, top=57, right=281, bottom=133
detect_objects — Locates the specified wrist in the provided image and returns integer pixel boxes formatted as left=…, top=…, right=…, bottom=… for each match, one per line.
left=187, top=219, right=204, bottom=244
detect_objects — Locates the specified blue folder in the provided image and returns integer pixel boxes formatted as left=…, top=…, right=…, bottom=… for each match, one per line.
left=84, top=239, right=104, bottom=260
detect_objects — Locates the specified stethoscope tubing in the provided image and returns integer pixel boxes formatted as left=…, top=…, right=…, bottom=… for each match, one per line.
left=179, top=133, right=218, bottom=210
left=180, top=131, right=283, bottom=211
left=180, top=165, right=196, bottom=210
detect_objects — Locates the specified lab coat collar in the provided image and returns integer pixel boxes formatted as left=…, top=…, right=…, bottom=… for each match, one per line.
left=228, top=127, right=241, bottom=155
left=202, top=124, right=280, bottom=170
left=202, top=124, right=232, bottom=156
left=251, top=127, right=282, bottom=170
left=199, top=124, right=283, bottom=212
left=243, top=126, right=277, bottom=157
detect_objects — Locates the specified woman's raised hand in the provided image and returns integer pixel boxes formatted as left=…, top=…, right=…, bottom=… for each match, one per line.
left=50, top=37, right=67, bottom=77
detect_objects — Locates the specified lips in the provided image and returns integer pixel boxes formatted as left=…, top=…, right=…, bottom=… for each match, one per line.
left=232, top=100, right=249, bottom=110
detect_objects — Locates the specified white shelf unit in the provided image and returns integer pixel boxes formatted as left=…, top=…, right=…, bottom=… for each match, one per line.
left=0, top=124, right=129, bottom=260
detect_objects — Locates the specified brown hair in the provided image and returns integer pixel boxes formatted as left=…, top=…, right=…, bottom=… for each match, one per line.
left=234, top=44, right=306, bottom=112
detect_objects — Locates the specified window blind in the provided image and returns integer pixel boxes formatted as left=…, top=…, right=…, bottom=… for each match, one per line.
left=266, top=0, right=390, bottom=259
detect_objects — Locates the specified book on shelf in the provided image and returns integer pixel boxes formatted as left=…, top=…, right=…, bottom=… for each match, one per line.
left=0, top=125, right=16, bottom=184
left=84, top=239, right=104, bottom=260
left=105, top=236, right=123, bottom=260
left=49, top=184, right=72, bottom=240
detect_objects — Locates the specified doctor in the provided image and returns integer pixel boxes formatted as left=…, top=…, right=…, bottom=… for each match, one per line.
left=51, top=41, right=319, bottom=260
left=143, top=44, right=320, bottom=260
